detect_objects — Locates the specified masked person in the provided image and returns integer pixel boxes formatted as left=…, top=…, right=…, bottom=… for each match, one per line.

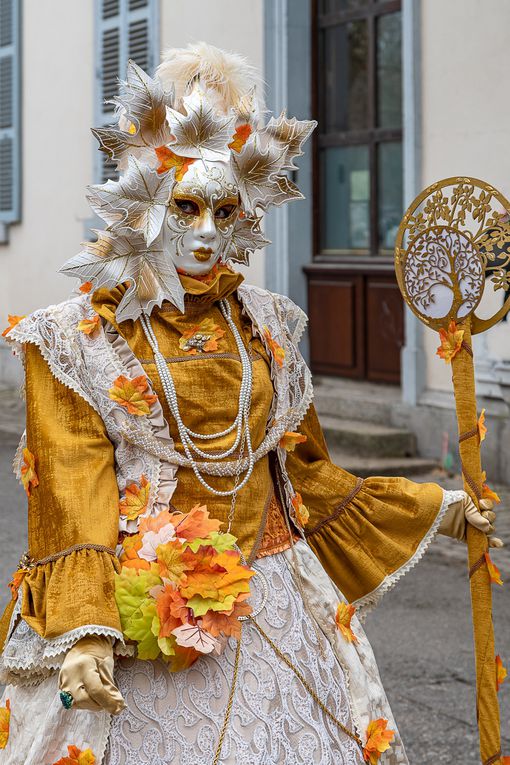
left=0, top=43, right=501, bottom=765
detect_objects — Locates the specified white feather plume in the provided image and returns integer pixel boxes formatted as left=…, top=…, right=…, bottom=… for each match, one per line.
left=156, top=41, right=265, bottom=121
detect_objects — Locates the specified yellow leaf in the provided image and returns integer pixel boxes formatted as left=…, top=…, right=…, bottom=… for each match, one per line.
left=496, top=655, right=507, bottom=691
left=478, top=409, right=487, bottom=443
left=335, top=602, right=358, bottom=644
left=363, top=718, right=395, bottom=764
left=109, top=374, right=158, bottom=416
left=119, top=475, right=151, bottom=521
left=263, top=326, right=285, bottom=368
left=2, top=314, right=26, bottom=338
left=77, top=315, right=101, bottom=336
left=228, top=123, right=252, bottom=153
left=279, top=431, right=307, bottom=452
left=0, top=699, right=10, bottom=749
left=291, top=492, right=309, bottom=527
left=21, top=448, right=39, bottom=497
left=485, top=552, right=503, bottom=586
left=155, top=145, right=196, bottom=181
left=436, top=320, right=464, bottom=363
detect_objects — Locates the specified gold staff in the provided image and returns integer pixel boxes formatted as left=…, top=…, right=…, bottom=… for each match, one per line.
left=394, top=177, right=510, bottom=765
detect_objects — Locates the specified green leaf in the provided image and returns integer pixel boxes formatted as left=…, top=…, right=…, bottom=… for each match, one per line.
left=124, top=600, right=161, bottom=660
left=184, top=532, right=237, bottom=554
left=187, top=593, right=236, bottom=617
left=114, top=565, right=162, bottom=631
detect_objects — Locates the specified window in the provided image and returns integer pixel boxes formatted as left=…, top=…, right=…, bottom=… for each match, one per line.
left=0, top=0, right=21, bottom=227
left=95, top=0, right=159, bottom=183
left=314, top=0, right=402, bottom=257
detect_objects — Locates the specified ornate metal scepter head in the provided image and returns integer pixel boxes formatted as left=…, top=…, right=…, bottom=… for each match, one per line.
left=395, top=176, right=510, bottom=765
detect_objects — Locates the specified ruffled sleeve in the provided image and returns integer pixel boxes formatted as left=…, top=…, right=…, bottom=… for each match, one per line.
left=286, top=404, right=445, bottom=612
left=14, top=343, right=121, bottom=641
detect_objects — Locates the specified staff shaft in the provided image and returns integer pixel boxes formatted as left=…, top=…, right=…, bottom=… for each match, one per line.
left=451, top=319, right=501, bottom=765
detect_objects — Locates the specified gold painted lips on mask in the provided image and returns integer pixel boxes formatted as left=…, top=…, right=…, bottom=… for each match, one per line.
left=193, top=247, right=214, bottom=262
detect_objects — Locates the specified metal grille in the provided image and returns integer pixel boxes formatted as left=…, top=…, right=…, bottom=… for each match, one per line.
left=0, top=135, right=13, bottom=211
left=102, top=0, right=120, bottom=19
left=0, top=55, right=12, bottom=128
left=101, top=27, right=120, bottom=113
left=128, top=18, right=149, bottom=70
left=0, top=0, right=12, bottom=48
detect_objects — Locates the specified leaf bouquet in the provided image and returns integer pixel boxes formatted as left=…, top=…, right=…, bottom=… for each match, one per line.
left=115, top=504, right=255, bottom=670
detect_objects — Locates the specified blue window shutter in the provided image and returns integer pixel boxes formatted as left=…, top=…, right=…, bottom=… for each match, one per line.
left=0, top=0, right=21, bottom=225
left=94, top=0, right=159, bottom=184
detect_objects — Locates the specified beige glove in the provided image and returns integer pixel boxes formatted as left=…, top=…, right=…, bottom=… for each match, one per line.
left=59, top=635, right=126, bottom=715
left=438, top=492, right=503, bottom=547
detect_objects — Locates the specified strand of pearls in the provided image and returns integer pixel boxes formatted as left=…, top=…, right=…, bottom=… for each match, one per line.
left=140, top=299, right=255, bottom=497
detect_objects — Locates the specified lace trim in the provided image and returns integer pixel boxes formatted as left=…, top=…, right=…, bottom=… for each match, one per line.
left=353, top=488, right=457, bottom=621
left=35, top=543, right=117, bottom=566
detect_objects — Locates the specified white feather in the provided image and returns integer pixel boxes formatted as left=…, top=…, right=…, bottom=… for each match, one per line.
left=156, top=41, right=265, bottom=121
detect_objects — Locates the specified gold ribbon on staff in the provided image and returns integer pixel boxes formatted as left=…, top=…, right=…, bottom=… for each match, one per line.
left=395, top=177, right=510, bottom=765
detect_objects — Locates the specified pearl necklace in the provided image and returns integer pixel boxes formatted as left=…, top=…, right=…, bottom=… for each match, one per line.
left=140, top=298, right=255, bottom=497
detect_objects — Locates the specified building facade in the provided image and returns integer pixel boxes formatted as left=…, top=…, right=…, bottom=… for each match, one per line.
left=2, top=0, right=510, bottom=480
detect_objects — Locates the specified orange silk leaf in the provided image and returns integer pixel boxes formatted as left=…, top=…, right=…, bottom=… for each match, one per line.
left=484, top=552, right=503, bottom=586
left=108, top=374, right=157, bottom=416
left=335, top=602, right=358, bottom=644
left=478, top=408, right=487, bottom=442
left=436, top=320, right=464, bottom=363
left=201, top=600, right=252, bottom=639
left=77, top=315, right=101, bottom=336
left=496, top=655, right=508, bottom=691
left=263, top=326, right=285, bottom=368
left=228, top=123, right=252, bottom=153
left=279, top=431, right=308, bottom=452
left=363, top=718, right=395, bottom=764
left=155, top=146, right=196, bottom=180
left=119, top=475, right=151, bottom=521
left=21, top=448, right=39, bottom=497
left=2, top=314, right=26, bottom=338
left=79, top=281, right=93, bottom=293
left=0, top=699, right=10, bottom=750
left=169, top=504, right=222, bottom=541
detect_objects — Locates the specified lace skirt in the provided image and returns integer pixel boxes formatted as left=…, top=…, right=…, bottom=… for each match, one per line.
left=104, top=551, right=364, bottom=765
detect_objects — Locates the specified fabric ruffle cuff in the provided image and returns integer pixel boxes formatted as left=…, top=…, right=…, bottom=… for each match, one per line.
left=305, top=476, right=445, bottom=617
left=20, top=546, right=122, bottom=640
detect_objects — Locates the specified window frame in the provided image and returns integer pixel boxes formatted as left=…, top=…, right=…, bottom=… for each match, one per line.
left=93, top=0, right=160, bottom=185
left=0, top=0, right=22, bottom=230
left=312, top=0, right=402, bottom=263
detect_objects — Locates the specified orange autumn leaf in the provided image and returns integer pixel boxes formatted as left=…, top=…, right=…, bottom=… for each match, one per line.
left=52, top=745, right=96, bottom=765
left=481, top=471, right=501, bottom=504
left=502, top=758, right=510, bottom=764
left=228, top=123, right=252, bottom=153
left=155, top=145, right=196, bottom=180
left=263, top=326, right=285, bottom=368
left=2, top=314, right=26, bottom=337
left=478, top=408, right=487, bottom=442
left=119, top=535, right=151, bottom=571
left=363, top=718, right=395, bottom=764
left=157, top=539, right=196, bottom=584
left=0, top=699, right=10, bottom=749
left=335, top=602, right=358, bottom=644
left=109, top=374, right=157, bottom=416
left=119, top=475, right=151, bottom=521
left=436, top=320, right=464, bottom=363
left=178, top=317, right=226, bottom=354
left=180, top=549, right=255, bottom=604
left=496, top=655, right=507, bottom=691
left=292, top=492, right=309, bottom=527
left=77, top=315, right=101, bottom=336
left=79, top=281, right=93, bottom=294
left=139, top=509, right=173, bottom=535
left=156, top=583, right=189, bottom=637
left=201, top=599, right=252, bottom=639
left=485, top=552, right=503, bottom=586
left=279, top=431, right=308, bottom=452
left=21, top=448, right=39, bottom=497
left=169, top=504, right=222, bottom=541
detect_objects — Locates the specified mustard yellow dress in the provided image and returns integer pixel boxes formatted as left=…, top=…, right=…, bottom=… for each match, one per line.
left=0, top=269, right=446, bottom=765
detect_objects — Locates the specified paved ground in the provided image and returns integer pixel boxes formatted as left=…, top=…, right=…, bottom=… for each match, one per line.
left=0, top=389, right=509, bottom=762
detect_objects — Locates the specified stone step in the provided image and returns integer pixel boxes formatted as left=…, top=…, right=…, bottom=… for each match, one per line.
left=313, top=378, right=399, bottom=426
left=329, top=450, right=440, bottom=478
left=320, top=415, right=416, bottom=458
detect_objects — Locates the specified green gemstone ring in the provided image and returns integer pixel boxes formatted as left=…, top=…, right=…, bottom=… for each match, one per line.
left=59, top=690, right=74, bottom=710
